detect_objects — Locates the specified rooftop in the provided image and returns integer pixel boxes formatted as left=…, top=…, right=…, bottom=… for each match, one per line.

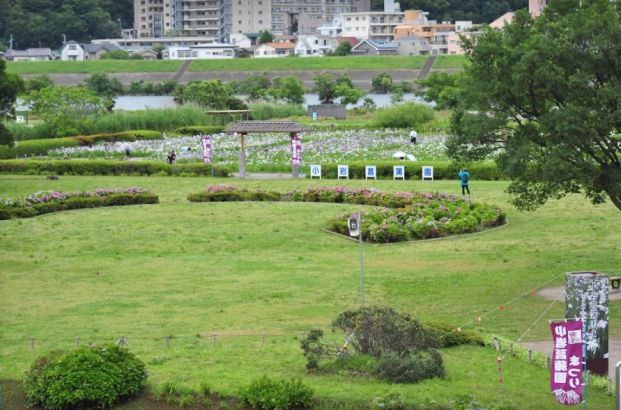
left=226, top=121, right=312, bottom=134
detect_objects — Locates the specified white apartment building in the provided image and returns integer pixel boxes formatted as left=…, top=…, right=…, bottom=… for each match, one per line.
left=221, top=0, right=271, bottom=41
left=271, top=0, right=370, bottom=35
left=166, top=43, right=237, bottom=59
left=341, top=11, right=404, bottom=41
left=134, top=0, right=177, bottom=38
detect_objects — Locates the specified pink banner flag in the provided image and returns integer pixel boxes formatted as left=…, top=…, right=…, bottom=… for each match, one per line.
left=291, top=134, right=302, bottom=166
left=550, top=319, right=584, bottom=406
left=201, top=136, right=212, bottom=164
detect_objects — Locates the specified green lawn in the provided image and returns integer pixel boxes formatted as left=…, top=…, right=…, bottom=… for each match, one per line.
left=6, top=60, right=182, bottom=75
left=433, top=55, right=468, bottom=69
left=0, top=176, right=618, bottom=409
left=190, top=55, right=429, bottom=72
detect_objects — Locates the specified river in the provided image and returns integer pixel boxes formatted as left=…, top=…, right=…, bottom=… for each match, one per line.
left=113, top=93, right=432, bottom=111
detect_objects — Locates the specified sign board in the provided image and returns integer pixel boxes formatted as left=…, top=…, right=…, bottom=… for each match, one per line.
left=337, top=164, right=349, bottom=179
left=422, top=166, right=434, bottom=181
left=312, top=112, right=318, bottom=121
left=348, top=213, right=360, bottom=237
left=393, top=166, right=405, bottom=180
left=566, top=272, right=609, bottom=376
left=550, top=319, right=584, bottom=405
left=310, top=164, right=321, bottom=179
left=16, top=115, right=25, bottom=124
left=365, top=165, right=376, bottom=180
left=201, top=136, right=212, bottom=164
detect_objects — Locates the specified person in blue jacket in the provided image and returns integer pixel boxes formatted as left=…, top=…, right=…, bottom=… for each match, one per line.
left=458, top=168, right=471, bottom=196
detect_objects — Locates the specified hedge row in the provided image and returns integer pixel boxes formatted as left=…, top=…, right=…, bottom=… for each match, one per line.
left=311, top=161, right=504, bottom=181
left=0, top=160, right=231, bottom=177
left=173, top=125, right=226, bottom=135
left=0, top=192, right=159, bottom=220
left=0, top=130, right=161, bottom=159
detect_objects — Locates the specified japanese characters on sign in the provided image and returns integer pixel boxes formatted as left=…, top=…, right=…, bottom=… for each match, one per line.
left=550, top=320, right=583, bottom=406
left=422, top=166, right=434, bottom=180
left=201, top=136, right=212, bottom=165
left=291, top=134, right=302, bottom=166
left=337, top=165, right=349, bottom=179
left=310, top=164, right=321, bottom=179
left=393, top=166, right=405, bottom=180
left=365, top=166, right=376, bottom=180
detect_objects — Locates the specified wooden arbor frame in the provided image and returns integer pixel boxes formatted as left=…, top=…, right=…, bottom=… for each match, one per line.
left=225, top=120, right=312, bottom=178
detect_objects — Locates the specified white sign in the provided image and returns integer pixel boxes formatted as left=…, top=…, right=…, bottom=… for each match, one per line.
left=422, top=166, right=434, bottom=180
left=348, top=213, right=360, bottom=237
left=393, top=165, right=405, bottom=180
left=365, top=165, right=376, bottom=180
left=337, top=164, right=349, bottom=179
left=16, top=116, right=25, bottom=124
left=310, top=164, right=321, bottom=179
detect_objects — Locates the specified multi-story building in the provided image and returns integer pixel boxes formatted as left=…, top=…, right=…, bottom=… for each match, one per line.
left=271, top=0, right=371, bottom=35
left=134, top=0, right=220, bottom=38
left=134, top=0, right=177, bottom=38
left=221, top=0, right=272, bottom=41
left=341, top=10, right=404, bottom=41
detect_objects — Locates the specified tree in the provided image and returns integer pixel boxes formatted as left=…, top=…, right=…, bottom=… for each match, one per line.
left=258, top=30, right=274, bottom=44
left=450, top=2, right=621, bottom=212
left=0, top=60, right=24, bottom=121
left=177, top=80, right=245, bottom=110
left=371, top=72, right=393, bottom=93
left=100, top=50, right=141, bottom=60
left=390, top=88, right=404, bottom=105
left=26, top=86, right=111, bottom=136
left=24, top=75, right=54, bottom=93
left=0, top=123, right=15, bottom=147
left=336, top=83, right=366, bottom=106
left=238, top=75, right=271, bottom=102
left=270, top=76, right=305, bottom=105
left=152, top=43, right=166, bottom=59
left=331, top=41, right=352, bottom=56
left=313, top=74, right=338, bottom=104
left=83, top=73, right=124, bottom=97
left=416, top=72, right=464, bottom=109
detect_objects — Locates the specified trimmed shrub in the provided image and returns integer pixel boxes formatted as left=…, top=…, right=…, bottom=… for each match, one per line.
left=0, top=160, right=231, bottom=177
left=375, top=349, right=444, bottom=384
left=0, top=123, right=15, bottom=147
left=174, top=125, right=226, bottom=135
left=23, top=344, right=147, bottom=410
left=0, top=189, right=159, bottom=220
left=239, top=376, right=314, bottom=410
left=427, top=322, right=485, bottom=348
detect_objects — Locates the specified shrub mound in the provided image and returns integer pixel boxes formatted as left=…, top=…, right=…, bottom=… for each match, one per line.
left=301, top=306, right=446, bottom=384
left=188, top=185, right=506, bottom=243
left=174, top=125, right=226, bottom=135
left=0, top=160, right=231, bottom=177
left=0, top=188, right=159, bottom=220
left=239, top=376, right=314, bottom=410
left=0, top=130, right=161, bottom=159
left=23, top=344, right=147, bottom=410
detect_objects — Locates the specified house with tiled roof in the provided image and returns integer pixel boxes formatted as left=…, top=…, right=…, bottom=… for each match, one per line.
left=254, top=42, right=295, bottom=58
left=4, top=48, right=53, bottom=61
left=351, top=39, right=398, bottom=56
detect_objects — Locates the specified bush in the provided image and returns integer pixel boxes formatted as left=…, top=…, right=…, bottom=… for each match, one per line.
left=0, top=123, right=15, bottom=147
left=174, top=125, right=226, bottom=135
left=249, top=103, right=306, bottom=120
left=239, top=376, right=314, bottom=410
left=0, top=160, right=231, bottom=177
left=373, top=103, right=434, bottom=129
left=375, top=350, right=444, bottom=384
left=23, top=344, right=147, bottom=410
left=426, top=322, right=485, bottom=348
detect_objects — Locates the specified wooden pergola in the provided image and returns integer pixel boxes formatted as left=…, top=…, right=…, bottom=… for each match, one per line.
left=225, top=120, right=312, bottom=178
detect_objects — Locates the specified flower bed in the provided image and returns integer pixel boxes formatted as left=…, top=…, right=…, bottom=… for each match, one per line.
left=0, top=188, right=159, bottom=220
left=188, top=186, right=506, bottom=243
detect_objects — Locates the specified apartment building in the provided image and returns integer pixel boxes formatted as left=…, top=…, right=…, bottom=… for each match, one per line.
left=271, top=0, right=371, bottom=35
left=134, top=0, right=219, bottom=38
left=134, top=0, right=177, bottom=38
left=341, top=11, right=404, bottom=41
left=221, top=0, right=272, bottom=41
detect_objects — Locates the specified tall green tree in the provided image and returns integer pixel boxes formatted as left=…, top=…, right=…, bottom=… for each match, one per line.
left=176, top=80, right=246, bottom=110
left=270, top=76, right=305, bottom=105
left=258, top=30, right=274, bottom=44
left=26, top=86, right=111, bottom=136
left=416, top=72, right=465, bottom=109
left=0, top=59, right=24, bottom=120
left=450, top=1, right=621, bottom=212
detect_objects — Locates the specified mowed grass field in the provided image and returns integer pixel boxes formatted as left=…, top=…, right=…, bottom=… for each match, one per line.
left=5, top=55, right=470, bottom=75
left=5, top=60, right=183, bottom=75
left=0, top=175, right=618, bottom=409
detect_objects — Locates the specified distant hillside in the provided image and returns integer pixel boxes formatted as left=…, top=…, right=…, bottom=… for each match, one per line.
left=0, top=0, right=133, bottom=49
left=370, top=0, right=528, bottom=23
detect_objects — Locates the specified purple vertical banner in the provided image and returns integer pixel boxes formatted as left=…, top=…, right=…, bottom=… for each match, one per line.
left=291, top=134, right=302, bottom=166
left=550, top=320, right=584, bottom=406
left=201, top=135, right=212, bottom=164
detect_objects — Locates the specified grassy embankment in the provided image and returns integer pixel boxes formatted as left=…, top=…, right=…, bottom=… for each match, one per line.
left=6, top=55, right=468, bottom=75
left=0, top=175, right=618, bottom=409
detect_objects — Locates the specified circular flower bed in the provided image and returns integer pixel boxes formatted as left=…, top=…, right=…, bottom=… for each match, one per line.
left=188, top=185, right=506, bottom=244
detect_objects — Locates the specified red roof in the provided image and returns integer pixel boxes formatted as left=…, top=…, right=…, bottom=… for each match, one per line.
left=336, top=36, right=360, bottom=47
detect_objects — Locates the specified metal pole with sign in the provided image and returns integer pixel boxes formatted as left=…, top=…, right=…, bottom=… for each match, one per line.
left=616, top=361, right=621, bottom=410
left=348, top=213, right=364, bottom=307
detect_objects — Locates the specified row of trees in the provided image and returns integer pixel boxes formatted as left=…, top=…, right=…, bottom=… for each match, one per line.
left=0, top=0, right=131, bottom=49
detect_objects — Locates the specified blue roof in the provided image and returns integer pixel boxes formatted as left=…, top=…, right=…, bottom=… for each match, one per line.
left=364, top=39, right=398, bottom=49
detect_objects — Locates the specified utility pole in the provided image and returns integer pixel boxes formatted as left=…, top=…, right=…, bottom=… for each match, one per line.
left=9, top=34, right=14, bottom=51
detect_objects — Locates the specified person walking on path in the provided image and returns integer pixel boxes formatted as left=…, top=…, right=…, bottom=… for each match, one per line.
left=458, top=168, right=471, bottom=197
